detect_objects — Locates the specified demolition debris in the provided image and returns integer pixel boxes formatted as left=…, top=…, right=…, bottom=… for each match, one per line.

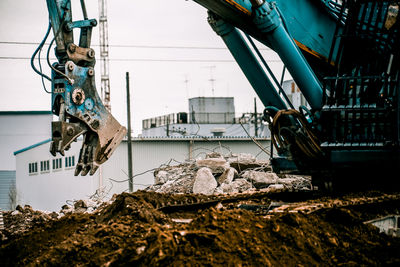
left=146, top=152, right=312, bottom=194
left=1, top=153, right=399, bottom=265
left=1, top=190, right=400, bottom=266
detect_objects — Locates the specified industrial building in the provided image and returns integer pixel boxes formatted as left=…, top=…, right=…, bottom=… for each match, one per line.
left=14, top=137, right=271, bottom=211
left=141, top=96, right=269, bottom=137
left=0, top=111, right=52, bottom=210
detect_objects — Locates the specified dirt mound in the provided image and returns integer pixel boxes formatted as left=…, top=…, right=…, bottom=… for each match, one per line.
left=1, top=191, right=399, bottom=266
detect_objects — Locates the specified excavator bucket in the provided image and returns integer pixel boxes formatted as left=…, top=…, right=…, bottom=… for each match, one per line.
left=50, top=61, right=126, bottom=176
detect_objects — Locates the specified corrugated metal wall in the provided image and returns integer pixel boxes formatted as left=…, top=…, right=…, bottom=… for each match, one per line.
left=0, top=171, right=16, bottom=210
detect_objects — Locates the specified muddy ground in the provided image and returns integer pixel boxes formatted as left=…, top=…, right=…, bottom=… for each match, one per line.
left=1, top=191, right=400, bottom=266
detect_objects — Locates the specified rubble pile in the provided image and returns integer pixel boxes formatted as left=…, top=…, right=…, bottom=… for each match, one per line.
left=1, top=197, right=108, bottom=241
left=146, top=152, right=312, bottom=194
left=1, top=205, right=57, bottom=240
left=1, top=191, right=400, bottom=266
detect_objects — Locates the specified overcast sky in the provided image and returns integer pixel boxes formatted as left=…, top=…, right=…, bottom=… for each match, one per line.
left=0, top=0, right=284, bottom=135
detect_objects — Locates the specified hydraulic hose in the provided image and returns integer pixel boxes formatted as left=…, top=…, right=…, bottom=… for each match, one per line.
left=31, top=21, right=52, bottom=82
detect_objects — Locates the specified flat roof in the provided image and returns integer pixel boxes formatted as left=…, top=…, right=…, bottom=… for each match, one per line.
left=131, top=136, right=270, bottom=141
left=14, top=139, right=52, bottom=156
left=13, top=136, right=270, bottom=155
left=0, top=111, right=52, bottom=115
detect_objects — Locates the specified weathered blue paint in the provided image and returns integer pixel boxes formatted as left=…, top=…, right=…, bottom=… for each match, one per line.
left=46, top=0, right=74, bottom=51
left=194, top=0, right=339, bottom=109
left=64, top=63, right=104, bottom=130
left=252, top=2, right=323, bottom=109
left=274, top=0, right=339, bottom=62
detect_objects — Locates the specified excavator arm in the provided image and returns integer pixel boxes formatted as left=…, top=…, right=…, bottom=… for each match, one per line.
left=45, top=0, right=126, bottom=176
left=38, top=0, right=400, bottom=185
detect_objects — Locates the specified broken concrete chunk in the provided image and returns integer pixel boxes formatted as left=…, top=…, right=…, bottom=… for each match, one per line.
left=242, top=171, right=279, bottom=189
left=217, top=167, right=238, bottom=185
left=158, top=176, right=195, bottom=194
left=220, top=179, right=253, bottom=194
left=74, top=200, right=88, bottom=209
left=196, top=158, right=229, bottom=174
left=227, top=153, right=270, bottom=172
left=226, top=153, right=256, bottom=164
left=154, top=170, right=169, bottom=185
left=205, top=152, right=224, bottom=159
left=277, top=175, right=312, bottom=190
left=213, top=186, right=224, bottom=195
left=192, top=167, right=218, bottom=195
left=267, top=184, right=285, bottom=191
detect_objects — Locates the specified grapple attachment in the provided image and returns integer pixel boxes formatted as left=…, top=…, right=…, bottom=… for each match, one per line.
left=50, top=61, right=126, bottom=176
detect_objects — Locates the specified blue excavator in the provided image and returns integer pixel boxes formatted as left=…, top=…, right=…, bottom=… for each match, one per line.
left=37, top=0, right=400, bottom=188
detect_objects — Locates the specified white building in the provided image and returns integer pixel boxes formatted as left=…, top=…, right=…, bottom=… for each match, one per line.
left=14, top=137, right=271, bottom=211
left=282, top=80, right=310, bottom=110
left=0, top=111, right=52, bottom=210
left=142, top=97, right=269, bottom=138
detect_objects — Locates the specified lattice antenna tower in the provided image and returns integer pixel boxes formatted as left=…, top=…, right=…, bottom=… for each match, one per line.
left=98, top=0, right=111, bottom=111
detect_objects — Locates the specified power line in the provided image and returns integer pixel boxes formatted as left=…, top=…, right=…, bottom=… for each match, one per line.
left=0, top=56, right=282, bottom=63
left=0, top=41, right=272, bottom=51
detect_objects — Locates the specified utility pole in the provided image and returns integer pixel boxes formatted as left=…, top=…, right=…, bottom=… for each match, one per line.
left=254, top=97, right=258, bottom=137
left=166, top=115, right=170, bottom=137
left=126, top=72, right=133, bottom=192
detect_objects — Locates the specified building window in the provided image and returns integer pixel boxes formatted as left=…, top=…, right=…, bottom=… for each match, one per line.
left=65, top=156, right=75, bottom=168
left=28, top=162, right=38, bottom=174
left=40, top=160, right=50, bottom=173
left=52, top=158, right=62, bottom=170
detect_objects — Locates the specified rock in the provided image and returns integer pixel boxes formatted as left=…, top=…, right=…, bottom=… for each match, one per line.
left=74, top=200, right=88, bottom=209
left=154, top=170, right=169, bottom=185
left=227, top=153, right=271, bottom=172
left=226, top=153, right=256, bottom=164
left=74, top=200, right=88, bottom=213
left=60, top=205, right=74, bottom=214
left=49, top=212, right=59, bottom=219
left=242, top=171, right=279, bottom=189
left=206, top=152, right=223, bottom=159
left=213, top=186, right=224, bottom=194
left=196, top=158, right=230, bottom=174
left=136, top=246, right=146, bottom=255
left=277, top=175, right=312, bottom=190
left=24, top=205, right=33, bottom=212
left=16, top=205, right=24, bottom=212
left=220, top=179, right=253, bottom=194
left=217, top=167, right=238, bottom=185
left=267, top=184, right=285, bottom=191
left=157, top=176, right=195, bottom=194
left=192, top=168, right=218, bottom=195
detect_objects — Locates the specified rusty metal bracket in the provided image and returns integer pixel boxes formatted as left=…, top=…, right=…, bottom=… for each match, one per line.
left=66, top=43, right=95, bottom=66
left=50, top=120, right=88, bottom=156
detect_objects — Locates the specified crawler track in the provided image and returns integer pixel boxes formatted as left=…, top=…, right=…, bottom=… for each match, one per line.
left=268, top=192, right=400, bottom=214
left=157, top=188, right=400, bottom=217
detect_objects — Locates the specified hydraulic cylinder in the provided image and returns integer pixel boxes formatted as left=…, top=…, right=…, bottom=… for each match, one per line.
left=251, top=0, right=323, bottom=109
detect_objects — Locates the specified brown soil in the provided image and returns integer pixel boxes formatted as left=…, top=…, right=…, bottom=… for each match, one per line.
left=1, top=191, right=399, bottom=266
